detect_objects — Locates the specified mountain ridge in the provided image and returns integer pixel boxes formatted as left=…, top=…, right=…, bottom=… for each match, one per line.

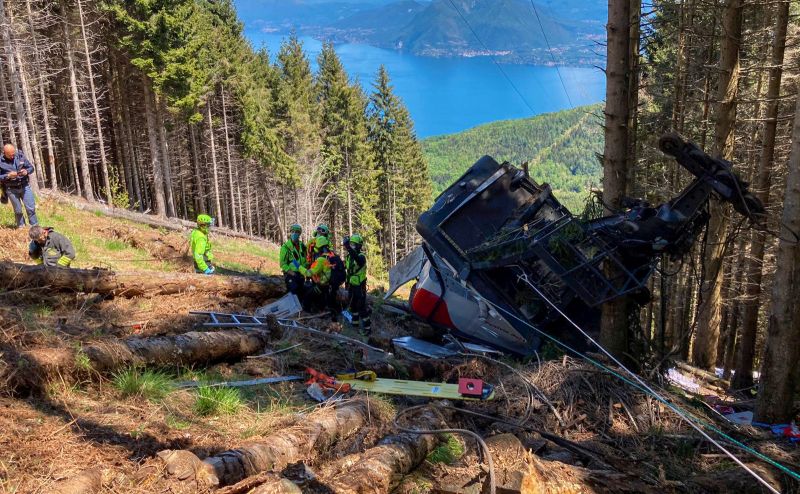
left=236, top=0, right=605, bottom=66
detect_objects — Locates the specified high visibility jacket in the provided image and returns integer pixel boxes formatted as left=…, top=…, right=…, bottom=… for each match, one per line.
left=190, top=228, right=214, bottom=271
left=280, top=239, right=307, bottom=273
left=301, top=254, right=332, bottom=285
left=345, top=252, right=367, bottom=286
left=29, top=229, right=75, bottom=267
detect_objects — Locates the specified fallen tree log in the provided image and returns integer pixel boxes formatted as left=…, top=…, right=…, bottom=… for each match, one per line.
left=11, top=328, right=273, bottom=391
left=0, top=262, right=284, bottom=299
left=160, top=400, right=372, bottom=488
left=313, top=407, right=445, bottom=493
left=40, top=188, right=269, bottom=242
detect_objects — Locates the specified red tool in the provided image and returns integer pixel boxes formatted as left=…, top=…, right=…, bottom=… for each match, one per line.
left=458, top=378, right=488, bottom=398
left=305, top=367, right=351, bottom=393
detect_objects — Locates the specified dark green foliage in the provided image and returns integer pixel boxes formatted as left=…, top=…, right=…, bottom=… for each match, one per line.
left=422, top=105, right=603, bottom=212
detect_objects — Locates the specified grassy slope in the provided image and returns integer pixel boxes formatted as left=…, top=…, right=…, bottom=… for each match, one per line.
left=0, top=196, right=280, bottom=274
left=422, top=104, right=603, bottom=212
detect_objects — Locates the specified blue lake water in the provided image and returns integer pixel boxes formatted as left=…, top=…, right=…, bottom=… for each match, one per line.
left=244, top=30, right=606, bottom=138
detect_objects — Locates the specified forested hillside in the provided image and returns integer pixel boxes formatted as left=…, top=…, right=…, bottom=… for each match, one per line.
left=0, top=0, right=430, bottom=270
left=600, top=0, right=800, bottom=424
left=423, top=105, right=603, bottom=211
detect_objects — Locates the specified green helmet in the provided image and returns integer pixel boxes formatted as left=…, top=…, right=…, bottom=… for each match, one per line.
left=349, top=234, right=364, bottom=245
left=314, top=236, right=330, bottom=251
left=315, top=224, right=330, bottom=237
left=197, top=214, right=213, bottom=225
left=289, top=223, right=302, bottom=233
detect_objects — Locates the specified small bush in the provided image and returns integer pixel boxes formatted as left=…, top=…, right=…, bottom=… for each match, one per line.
left=194, top=386, right=242, bottom=416
left=74, top=350, right=92, bottom=372
left=112, top=368, right=173, bottom=401
left=427, top=433, right=464, bottom=465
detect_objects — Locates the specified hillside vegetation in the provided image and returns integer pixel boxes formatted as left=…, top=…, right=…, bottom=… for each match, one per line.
left=422, top=104, right=603, bottom=212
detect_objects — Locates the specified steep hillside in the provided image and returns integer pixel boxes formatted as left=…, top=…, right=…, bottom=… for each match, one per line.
left=422, top=104, right=603, bottom=212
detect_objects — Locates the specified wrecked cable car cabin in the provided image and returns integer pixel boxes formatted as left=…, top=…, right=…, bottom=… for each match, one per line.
left=388, top=134, right=764, bottom=357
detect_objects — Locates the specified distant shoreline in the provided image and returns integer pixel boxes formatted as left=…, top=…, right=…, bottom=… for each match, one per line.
left=250, top=27, right=606, bottom=69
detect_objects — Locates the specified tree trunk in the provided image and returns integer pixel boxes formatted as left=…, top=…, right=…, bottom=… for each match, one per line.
left=0, top=69, right=14, bottom=142
left=221, top=85, right=238, bottom=231
left=207, top=98, right=223, bottom=225
left=156, top=96, right=176, bottom=217
left=0, top=262, right=285, bottom=299
left=691, top=0, right=742, bottom=370
left=75, top=0, right=110, bottom=202
left=731, top=0, right=789, bottom=391
left=600, top=0, right=637, bottom=358
left=0, top=0, right=35, bottom=191
left=27, top=0, right=56, bottom=189
left=61, top=2, right=93, bottom=200
left=12, top=328, right=273, bottom=392
left=142, top=75, right=167, bottom=216
left=315, top=407, right=445, bottom=493
left=755, top=84, right=800, bottom=423
left=160, top=401, right=371, bottom=487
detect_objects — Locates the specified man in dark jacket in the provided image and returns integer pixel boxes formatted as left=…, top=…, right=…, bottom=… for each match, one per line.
left=28, top=226, right=76, bottom=267
left=0, top=144, right=37, bottom=228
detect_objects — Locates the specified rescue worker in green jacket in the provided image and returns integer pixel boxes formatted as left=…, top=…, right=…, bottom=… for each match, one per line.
left=28, top=225, right=75, bottom=267
left=191, top=214, right=215, bottom=274
left=300, top=236, right=345, bottom=317
left=306, top=224, right=331, bottom=265
left=280, top=223, right=307, bottom=296
left=343, top=234, right=371, bottom=334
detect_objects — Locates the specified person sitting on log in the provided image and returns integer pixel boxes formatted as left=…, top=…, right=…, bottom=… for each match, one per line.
left=191, top=214, right=215, bottom=274
left=280, top=223, right=308, bottom=296
left=28, top=225, right=75, bottom=268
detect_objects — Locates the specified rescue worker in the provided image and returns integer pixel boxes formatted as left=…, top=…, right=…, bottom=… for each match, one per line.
left=191, top=214, right=215, bottom=274
left=306, top=224, right=331, bottom=265
left=280, top=223, right=307, bottom=295
left=343, top=234, right=371, bottom=334
left=0, top=144, right=37, bottom=228
left=300, top=236, right=345, bottom=318
left=28, top=225, right=75, bottom=267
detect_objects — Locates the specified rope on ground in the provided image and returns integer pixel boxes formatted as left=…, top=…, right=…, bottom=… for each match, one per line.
left=394, top=404, right=496, bottom=494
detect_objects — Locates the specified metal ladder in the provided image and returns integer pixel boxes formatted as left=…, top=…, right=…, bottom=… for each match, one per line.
left=191, top=311, right=387, bottom=356
left=191, top=311, right=270, bottom=328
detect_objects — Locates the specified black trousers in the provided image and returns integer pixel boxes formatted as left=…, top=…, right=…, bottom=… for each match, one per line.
left=347, top=282, right=371, bottom=330
left=284, top=271, right=305, bottom=296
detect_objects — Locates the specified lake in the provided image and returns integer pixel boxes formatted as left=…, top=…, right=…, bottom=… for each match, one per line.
left=244, top=30, right=606, bottom=138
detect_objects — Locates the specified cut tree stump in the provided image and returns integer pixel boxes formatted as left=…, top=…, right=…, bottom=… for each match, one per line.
left=0, top=261, right=284, bottom=299
left=11, top=328, right=274, bottom=391
left=314, top=407, right=446, bottom=493
left=160, top=400, right=372, bottom=488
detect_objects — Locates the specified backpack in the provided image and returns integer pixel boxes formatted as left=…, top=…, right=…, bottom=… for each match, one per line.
left=328, top=253, right=346, bottom=287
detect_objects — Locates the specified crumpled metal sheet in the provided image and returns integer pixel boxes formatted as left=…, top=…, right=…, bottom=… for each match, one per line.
left=392, top=336, right=457, bottom=358
left=255, top=293, right=302, bottom=318
left=386, top=246, right=426, bottom=298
